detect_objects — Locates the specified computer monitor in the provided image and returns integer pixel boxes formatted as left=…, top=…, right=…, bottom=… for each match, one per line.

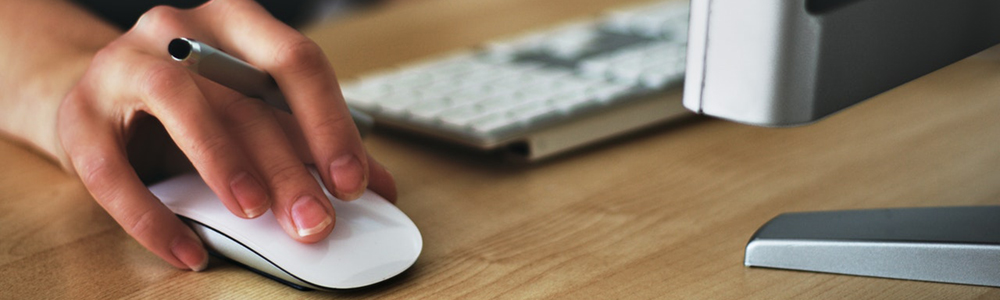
left=683, top=0, right=1000, bottom=126
left=682, top=0, right=1000, bottom=287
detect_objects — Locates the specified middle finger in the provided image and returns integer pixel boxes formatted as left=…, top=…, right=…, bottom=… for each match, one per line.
left=201, top=83, right=336, bottom=242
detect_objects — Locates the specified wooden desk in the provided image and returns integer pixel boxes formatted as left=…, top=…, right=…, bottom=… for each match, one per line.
left=3, top=0, right=1000, bottom=298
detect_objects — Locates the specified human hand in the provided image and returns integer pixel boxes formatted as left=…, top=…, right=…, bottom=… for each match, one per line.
left=57, top=0, right=397, bottom=271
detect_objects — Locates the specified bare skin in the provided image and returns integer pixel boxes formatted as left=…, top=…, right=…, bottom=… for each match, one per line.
left=0, top=0, right=397, bottom=271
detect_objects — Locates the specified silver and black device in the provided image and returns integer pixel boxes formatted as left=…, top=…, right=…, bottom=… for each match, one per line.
left=684, top=0, right=1000, bottom=126
left=684, top=0, right=1000, bottom=287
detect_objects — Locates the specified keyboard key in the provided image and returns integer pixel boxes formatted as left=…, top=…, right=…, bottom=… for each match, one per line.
left=551, top=91, right=597, bottom=112
left=507, top=101, right=557, bottom=124
left=470, top=113, right=520, bottom=135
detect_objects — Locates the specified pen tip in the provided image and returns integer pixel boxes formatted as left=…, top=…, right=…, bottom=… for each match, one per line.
left=169, top=38, right=193, bottom=61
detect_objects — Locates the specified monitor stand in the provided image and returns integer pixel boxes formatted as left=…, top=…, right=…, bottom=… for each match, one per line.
left=744, top=206, right=1000, bottom=287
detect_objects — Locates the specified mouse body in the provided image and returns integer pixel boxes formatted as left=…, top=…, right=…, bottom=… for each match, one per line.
left=148, top=172, right=422, bottom=290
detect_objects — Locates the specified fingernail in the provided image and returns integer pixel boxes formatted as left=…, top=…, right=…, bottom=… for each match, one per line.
left=230, top=172, right=268, bottom=218
left=330, top=155, right=365, bottom=200
left=291, top=195, right=333, bottom=237
left=171, top=235, right=208, bottom=272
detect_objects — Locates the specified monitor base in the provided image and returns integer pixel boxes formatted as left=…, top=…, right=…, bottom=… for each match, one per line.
left=745, top=206, right=1000, bottom=287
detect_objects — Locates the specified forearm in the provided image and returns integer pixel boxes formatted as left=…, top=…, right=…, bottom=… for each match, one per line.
left=0, top=0, right=121, bottom=168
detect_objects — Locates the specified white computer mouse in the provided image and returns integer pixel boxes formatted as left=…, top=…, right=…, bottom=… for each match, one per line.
left=148, top=172, right=422, bottom=290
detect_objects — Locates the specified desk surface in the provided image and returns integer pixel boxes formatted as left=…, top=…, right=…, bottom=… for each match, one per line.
left=3, top=0, right=1000, bottom=298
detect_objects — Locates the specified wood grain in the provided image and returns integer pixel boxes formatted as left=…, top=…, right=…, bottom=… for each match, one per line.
left=3, top=0, right=1000, bottom=298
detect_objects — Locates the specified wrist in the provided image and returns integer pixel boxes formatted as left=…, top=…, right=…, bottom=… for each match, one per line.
left=0, top=52, right=92, bottom=170
left=0, top=0, right=121, bottom=171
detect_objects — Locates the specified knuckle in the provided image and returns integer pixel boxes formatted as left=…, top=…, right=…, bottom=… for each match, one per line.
left=123, top=208, right=159, bottom=241
left=188, top=131, right=233, bottom=163
left=200, top=0, right=233, bottom=10
left=77, top=157, right=126, bottom=205
left=224, top=98, right=274, bottom=133
left=272, top=38, right=326, bottom=74
left=89, top=46, right=118, bottom=69
left=313, top=113, right=354, bottom=134
left=87, top=45, right=131, bottom=82
left=263, top=162, right=307, bottom=191
left=134, top=5, right=183, bottom=31
left=79, top=157, right=114, bottom=193
left=59, top=89, right=88, bottom=117
left=196, top=0, right=241, bottom=20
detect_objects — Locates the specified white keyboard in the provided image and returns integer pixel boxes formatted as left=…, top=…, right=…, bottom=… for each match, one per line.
left=341, top=1, right=691, bottom=160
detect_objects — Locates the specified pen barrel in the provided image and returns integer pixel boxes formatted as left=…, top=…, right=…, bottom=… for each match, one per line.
left=171, top=38, right=291, bottom=113
left=168, top=38, right=372, bottom=136
left=196, top=54, right=291, bottom=112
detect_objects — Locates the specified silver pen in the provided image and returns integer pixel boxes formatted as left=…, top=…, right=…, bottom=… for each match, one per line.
left=168, top=37, right=373, bottom=136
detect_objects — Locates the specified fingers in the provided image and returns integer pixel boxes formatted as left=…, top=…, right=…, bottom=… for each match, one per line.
left=61, top=1, right=402, bottom=269
left=129, top=54, right=271, bottom=220
left=124, top=9, right=273, bottom=219
left=195, top=0, right=371, bottom=201
left=127, top=4, right=341, bottom=242
left=55, top=0, right=404, bottom=272
left=59, top=89, right=208, bottom=271
left=204, top=89, right=336, bottom=242
left=274, top=112, right=398, bottom=203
